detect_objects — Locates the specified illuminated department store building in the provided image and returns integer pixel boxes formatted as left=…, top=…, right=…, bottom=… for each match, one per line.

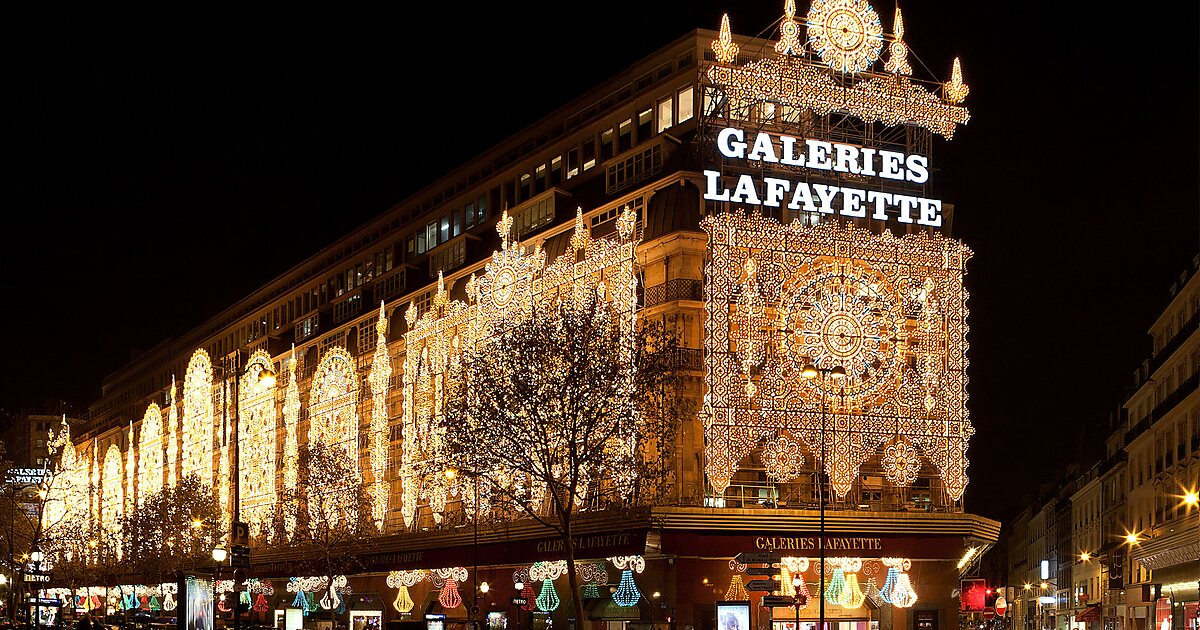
left=49, top=4, right=998, bottom=630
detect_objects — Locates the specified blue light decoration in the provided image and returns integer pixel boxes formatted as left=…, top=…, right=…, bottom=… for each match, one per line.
left=878, top=567, right=899, bottom=604
left=121, top=592, right=138, bottom=611
left=612, top=570, right=641, bottom=607
left=291, top=587, right=307, bottom=609
left=824, top=568, right=847, bottom=606
left=536, top=578, right=560, bottom=612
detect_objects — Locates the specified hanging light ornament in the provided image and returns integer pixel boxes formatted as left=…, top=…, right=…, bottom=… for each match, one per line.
left=842, top=573, right=866, bottom=609
left=608, top=556, right=646, bottom=608
left=891, top=559, right=918, bottom=608
left=726, top=558, right=749, bottom=600
left=161, top=584, right=177, bottom=612
left=388, top=570, right=424, bottom=614
left=782, top=557, right=810, bottom=607
left=577, top=562, right=608, bottom=599
left=824, top=559, right=848, bottom=606
left=254, top=594, right=269, bottom=613
left=878, top=558, right=905, bottom=603
left=531, top=561, right=567, bottom=612
left=434, top=567, right=468, bottom=610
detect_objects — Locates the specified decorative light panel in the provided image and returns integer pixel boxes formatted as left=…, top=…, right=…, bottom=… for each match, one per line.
left=239, top=350, right=277, bottom=536
left=166, top=377, right=178, bottom=487
left=368, top=302, right=393, bottom=529
left=182, top=349, right=214, bottom=486
left=45, top=418, right=86, bottom=532
left=701, top=214, right=972, bottom=500
left=282, top=349, right=301, bottom=537
left=387, top=570, right=424, bottom=613
left=401, top=206, right=639, bottom=528
left=308, top=346, right=361, bottom=526
left=608, top=555, right=645, bottom=608
left=138, top=404, right=164, bottom=503
left=708, top=6, right=970, bottom=138
left=432, top=567, right=467, bottom=609
left=126, top=423, right=136, bottom=512
left=101, top=444, right=123, bottom=552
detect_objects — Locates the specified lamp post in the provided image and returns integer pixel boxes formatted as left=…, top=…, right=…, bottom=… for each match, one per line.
left=1182, top=491, right=1199, bottom=614
left=445, top=467, right=481, bottom=630
left=800, top=362, right=845, bottom=630
left=213, top=544, right=227, bottom=629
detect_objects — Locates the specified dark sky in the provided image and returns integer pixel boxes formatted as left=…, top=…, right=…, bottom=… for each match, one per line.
left=0, top=3, right=1196, bottom=522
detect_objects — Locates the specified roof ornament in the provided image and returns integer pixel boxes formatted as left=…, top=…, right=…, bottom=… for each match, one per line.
left=883, top=5, right=912, bottom=75
left=944, top=57, right=969, bottom=104
left=712, top=14, right=739, bottom=64
left=775, top=0, right=804, bottom=56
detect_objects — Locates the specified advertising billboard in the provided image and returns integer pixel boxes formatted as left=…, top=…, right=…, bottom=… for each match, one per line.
left=961, top=579, right=988, bottom=612
left=178, top=575, right=213, bottom=630
left=716, top=601, right=751, bottom=630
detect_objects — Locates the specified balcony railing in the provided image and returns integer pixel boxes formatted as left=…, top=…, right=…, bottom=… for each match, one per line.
left=1149, top=312, right=1199, bottom=372
left=642, top=278, right=703, bottom=307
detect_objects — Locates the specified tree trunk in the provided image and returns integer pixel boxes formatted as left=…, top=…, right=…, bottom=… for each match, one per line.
left=562, top=514, right=582, bottom=630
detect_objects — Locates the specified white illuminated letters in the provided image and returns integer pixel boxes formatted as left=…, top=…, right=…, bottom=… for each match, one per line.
left=703, top=127, right=946, bottom=228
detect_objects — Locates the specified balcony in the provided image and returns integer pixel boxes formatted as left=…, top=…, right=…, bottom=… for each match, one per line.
left=642, top=278, right=703, bottom=307
left=1149, top=370, right=1199, bottom=422
left=1149, top=312, right=1199, bottom=372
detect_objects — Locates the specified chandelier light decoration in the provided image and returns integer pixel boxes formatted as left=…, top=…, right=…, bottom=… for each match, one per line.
left=137, top=404, right=164, bottom=504
left=401, top=206, right=638, bottom=528
left=182, top=349, right=214, bottom=486
left=888, top=558, right=918, bottom=607
left=161, top=583, right=177, bottom=612
left=841, top=558, right=866, bottom=609
left=281, top=348, right=301, bottom=537
left=513, top=568, right=537, bottom=612
left=701, top=215, right=972, bottom=501
left=608, top=555, right=645, bottom=608
left=289, top=577, right=330, bottom=611
left=248, top=579, right=274, bottom=613
left=368, top=302, right=393, bottom=528
left=726, top=558, right=749, bottom=600
left=433, top=567, right=468, bottom=610
left=308, top=347, right=361, bottom=527
left=577, top=562, right=608, bottom=599
left=707, top=3, right=970, bottom=138
left=387, top=570, right=425, bottom=614
left=780, top=557, right=811, bottom=605
left=239, top=350, right=277, bottom=536
left=531, top=561, right=567, bottom=612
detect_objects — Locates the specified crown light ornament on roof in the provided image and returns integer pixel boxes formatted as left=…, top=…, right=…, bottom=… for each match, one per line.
left=775, top=0, right=804, bottom=55
left=945, top=57, right=969, bottom=104
left=707, top=1, right=970, bottom=138
left=712, top=14, right=739, bottom=64
left=883, top=5, right=911, bottom=75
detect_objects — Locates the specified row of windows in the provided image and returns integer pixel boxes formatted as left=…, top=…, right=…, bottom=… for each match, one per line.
left=410, top=193, right=490, bottom=256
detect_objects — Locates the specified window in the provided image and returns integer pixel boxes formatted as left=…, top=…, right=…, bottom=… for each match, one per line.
left=520, top=172, right=532, bottom=200
left=619, top=117, right=633, bottom=151
left=534, top=163, right=547, bottom=194
left=429, top=239, right=466, bottom=275
left=600, top=129, right=614, bottom=161
left=637, top=108, right=652, bottom=141
left=440, top=216, right=450, bottom=243
left=425, top=222, right=438, bottom=249
left=550, top=155, right=562, bottom=186
left=476, top=193, right=488, bottom=222
left=465, top=202, right=476, bottom=229
left=566, top=148, right=580, bottom=178
left=332, top=294, right=363, bottom=324
left=516, top=196, right=555, bottom=235
left=606, top=143, right=663, bottom=194
left=678, top=86, right=694, bottom=123
left=583, top=139, right=596, bottom=171
left=657, top=96, right=673, bottom=133
left=452, top=208, right=461, bottom=237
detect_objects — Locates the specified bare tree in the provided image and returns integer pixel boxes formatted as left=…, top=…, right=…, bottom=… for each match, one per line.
left=441, top=290, right=690, bottom=624
left=272, top=443, right=375, bottom=612
left=120, top=474, right=223, bottom=583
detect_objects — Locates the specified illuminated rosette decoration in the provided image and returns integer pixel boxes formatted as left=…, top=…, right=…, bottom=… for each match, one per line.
left=531, top=561, right=567, bottom=612
left=433, top=567, right=468, bottom=610
left=387, top=570, right=425, bottom=614
left=608, top=555, right=645, bottom=608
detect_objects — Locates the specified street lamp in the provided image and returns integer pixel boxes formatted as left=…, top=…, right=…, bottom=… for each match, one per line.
left=800, top=361, right=845, bottom=630
left=212, top=545, right=228, bottom=564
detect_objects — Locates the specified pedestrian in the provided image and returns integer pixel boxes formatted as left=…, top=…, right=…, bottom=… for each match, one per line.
left=75, top=614, right=92, bottom=630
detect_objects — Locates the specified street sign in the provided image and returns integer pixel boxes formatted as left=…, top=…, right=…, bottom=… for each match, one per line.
left=983, top=610, right=995, bottom=620
left=23, top=574, right=51, bottom=583
left=745, top=579, right=780, bottom=592
left=735, top=552, right=782, bottom=565
left=745, top=566, right=779, bottom=576
left=761, top=596, right=795, bottom=608
left=230, top=544, right=250, bottom=568
left=232, top=521, right=250, bottom=547
left=511, top=597, right=528, bottom=607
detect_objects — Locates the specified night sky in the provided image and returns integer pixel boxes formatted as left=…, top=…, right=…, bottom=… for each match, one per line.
left=0, top=3, right=1196, bottom=522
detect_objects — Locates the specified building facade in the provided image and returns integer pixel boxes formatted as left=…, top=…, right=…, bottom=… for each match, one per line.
left=39, top=6, right=997, bottom=630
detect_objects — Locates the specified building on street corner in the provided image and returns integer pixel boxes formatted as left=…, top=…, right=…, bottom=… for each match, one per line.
left=32, top=5, right=998, bottom=630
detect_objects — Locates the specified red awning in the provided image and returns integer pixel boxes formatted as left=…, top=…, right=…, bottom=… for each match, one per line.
left=1075, top=606, right=1101, bottom=622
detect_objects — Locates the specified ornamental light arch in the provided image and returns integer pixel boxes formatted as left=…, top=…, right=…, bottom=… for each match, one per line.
left=101, top=443, right=124, bottom=552
left=182, top=349, right=214, bottom=486
left=138, top=404, right=164, bottom=503
left=307, top=345, right=362, bottom=524
left=239, top=350, right=278, bottom=536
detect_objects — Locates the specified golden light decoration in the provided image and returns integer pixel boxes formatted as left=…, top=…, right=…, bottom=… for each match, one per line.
left=712, top=14, right=739, bottom=64
left=126, top=423, right=136, bottom=512
left=884, top=5, right=911, bottom=75
left=368, top=301, right=393, bottom=529
left=182, top=349, right=214, bottom=486
left=386, top=570, right=424, bottom=614
left=401, top=204, right=639, bottom=530
left=805, top=0, right=884, bottom=74
left=239, top=350, right=277, bottom=536
left=700, top=214, right=973, bottom=500
left=166, top=377, right=179, bottom=487
left=761, top=433, right=806, bottom=482
left=881, top=439, right=921, bottom=486
left=219, top=380, right=232, bottom=527
left=101, top=444, right=123, bottom=555
left=775, top=0, right=804, bottom=56
left=138, top=404, right=164, bottom=503
left=945, top=57, right=969, bottom=104
left=281, top=348, right=301, bottom=537
left=45, top=417, right=87, bottom=530
left=308, top=346, right=362, bottom=526
left=726, top=575, right=749, bottom=601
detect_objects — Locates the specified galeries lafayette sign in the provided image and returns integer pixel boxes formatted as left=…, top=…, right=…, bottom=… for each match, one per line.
left=703, top=127, right=945, bottom=228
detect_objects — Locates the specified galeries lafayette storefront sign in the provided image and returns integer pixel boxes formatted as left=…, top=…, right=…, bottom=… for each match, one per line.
left=662, top=531, right=964, bottom=560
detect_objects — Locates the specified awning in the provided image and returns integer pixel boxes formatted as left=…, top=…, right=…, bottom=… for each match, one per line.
left=1074, top=606, right=1100, bottom=622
